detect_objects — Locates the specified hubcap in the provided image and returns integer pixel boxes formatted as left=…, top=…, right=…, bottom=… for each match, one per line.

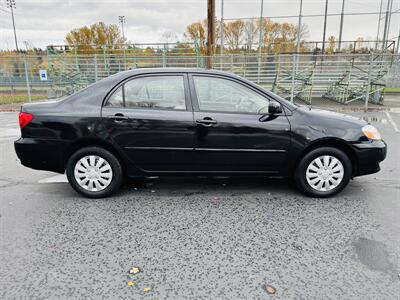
left=74, top=155, right=113, bottom=192
left=306, top=155, right=344, bottom=192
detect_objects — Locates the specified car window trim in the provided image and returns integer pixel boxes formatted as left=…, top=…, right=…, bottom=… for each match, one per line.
left=188, top=73, right=288, bottom=116
left=103, top=73, right=191, bottom=112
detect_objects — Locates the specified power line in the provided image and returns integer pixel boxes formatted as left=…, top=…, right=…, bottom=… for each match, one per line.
left=224, top=11, right=399, bottom=21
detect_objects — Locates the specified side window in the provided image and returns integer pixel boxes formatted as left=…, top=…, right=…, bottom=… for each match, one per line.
left=106, top=76, right=186, bottom=110
left=126, top=76, right=185, bottom=110
left=106, top=86, right=123, bottom=107
left=193, top=76, right=269, bottom=113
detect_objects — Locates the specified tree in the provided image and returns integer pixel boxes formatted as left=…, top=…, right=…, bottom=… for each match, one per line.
left=326, top=36, right=336, bottom=54
left=259, top=19, right=309, bottom=53
left=161, top=31, right=178, bottom=44
left=224, top=20, right=245, bottom=50
left=65, top=22, right=126, bottom=52
left=184, top=20, right=207, bottom=51
left=185, top=19, right=221, bottom=54
left=243, top=20, right=258, bottom=52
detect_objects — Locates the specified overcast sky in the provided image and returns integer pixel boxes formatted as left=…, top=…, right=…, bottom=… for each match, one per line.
left=0, top=0, right=399, bottom=50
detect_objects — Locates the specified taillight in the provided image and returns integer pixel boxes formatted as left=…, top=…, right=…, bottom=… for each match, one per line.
left=19, top=112, right=33, bottom=128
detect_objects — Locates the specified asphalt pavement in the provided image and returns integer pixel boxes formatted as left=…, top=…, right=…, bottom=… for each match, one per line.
left=0, top=110, right=399, bottom=299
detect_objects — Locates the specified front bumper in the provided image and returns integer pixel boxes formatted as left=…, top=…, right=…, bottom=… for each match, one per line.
left=351, top=140, right=387, bottom=176
left=14, top=138, right=67, bottom=173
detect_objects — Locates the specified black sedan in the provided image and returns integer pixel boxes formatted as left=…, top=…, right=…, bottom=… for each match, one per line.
left=14, top=68, right=387, bottom=198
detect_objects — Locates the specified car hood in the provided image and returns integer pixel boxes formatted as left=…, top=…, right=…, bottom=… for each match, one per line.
left=298, top=106, right=367, bottom=127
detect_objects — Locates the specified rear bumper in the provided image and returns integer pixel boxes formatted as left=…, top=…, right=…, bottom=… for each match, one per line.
left=352, top=140, right=387, bottom=177
left=14, top=138, right=67, bottom=173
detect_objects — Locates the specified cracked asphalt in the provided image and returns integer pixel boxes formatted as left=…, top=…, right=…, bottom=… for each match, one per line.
left=0, top=110, right=399, bottom=299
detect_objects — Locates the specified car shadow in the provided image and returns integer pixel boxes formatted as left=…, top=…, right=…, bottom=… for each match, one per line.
left=122, top=176, right=299, bottom=197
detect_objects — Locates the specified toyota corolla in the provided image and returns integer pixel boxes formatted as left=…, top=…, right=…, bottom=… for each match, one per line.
left=14, top=68, right=387, bottom=198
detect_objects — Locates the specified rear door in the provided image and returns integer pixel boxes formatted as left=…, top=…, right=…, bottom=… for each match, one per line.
left=189, top=74, right=291, bottom=173
left=101, top=73, right=194, bottom=172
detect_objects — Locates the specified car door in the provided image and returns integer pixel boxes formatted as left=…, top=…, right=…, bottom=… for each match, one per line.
left=189, top=74, right=291, bottom=173
left=101, top=73, right=194, bottom=172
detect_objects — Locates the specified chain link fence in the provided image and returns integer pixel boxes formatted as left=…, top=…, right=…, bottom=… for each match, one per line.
left=1, top=51, right=399, bottom=107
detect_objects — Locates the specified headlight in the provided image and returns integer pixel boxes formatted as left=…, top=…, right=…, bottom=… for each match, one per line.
left=362, top=125, right=381, bottom=140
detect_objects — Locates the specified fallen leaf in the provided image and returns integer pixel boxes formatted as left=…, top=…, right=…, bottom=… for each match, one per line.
left=129, top=267, right=141, bottom=274
left=265, top=284, right=276, bottom=294
left=127, top=281, right=136, bottom=287
left=143, top=287, right=151, bottom=293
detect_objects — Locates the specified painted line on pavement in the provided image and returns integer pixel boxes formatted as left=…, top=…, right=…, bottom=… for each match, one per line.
left=385, top=111, right=399, bottom=133
left=38, top=174, right=68, bottom=183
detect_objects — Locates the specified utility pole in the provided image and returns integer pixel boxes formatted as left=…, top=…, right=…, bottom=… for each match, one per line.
left=258, top=0, right=264, bottom=55
left=220, top=0, right=224, bottom=56
left=118, top=16, right=126, bottom=40
left=23, top=41, right=32, bottom=102
left=206, top=0, right=215, bottom=69
left=296, top=0, right=303, bottom=54
left=382, top=0, right=391, bottom=51
left=397, top=27, right=400, bottom=53
left=386, top=0, right=394, bottom=48
left=6, top=0, right=18, bottom=51
left=338, top=0, right=345, bottom=51
left=257, top=0, right=264, bottom=84
left=321, top=0, right=329, bottom=55
left=376, top=0, right=384, bottom=50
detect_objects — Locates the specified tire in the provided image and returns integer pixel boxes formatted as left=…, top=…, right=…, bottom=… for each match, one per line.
left=294, top=147, right=352, bottom=198
left=66, top=147, right=123, bottom=198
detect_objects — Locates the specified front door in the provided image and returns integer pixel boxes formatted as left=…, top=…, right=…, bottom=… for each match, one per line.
left=189, top=74, right=291, bottom=174
left=101, top=74, right=194, bottom=172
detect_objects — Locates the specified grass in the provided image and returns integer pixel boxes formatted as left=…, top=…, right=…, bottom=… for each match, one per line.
left=384, top=87, right=400, bottom=93
left=0, top=95, right=45, bottom=105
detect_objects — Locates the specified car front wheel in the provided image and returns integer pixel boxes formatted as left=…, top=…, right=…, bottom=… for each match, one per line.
left=294, top=147, right=352, bottom=198
left=66, top=147, right=123, bottom=198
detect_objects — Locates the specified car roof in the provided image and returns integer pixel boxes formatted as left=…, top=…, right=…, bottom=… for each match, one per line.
left=111, top=67, right=240, bottom=79
left=64, top=67, right=297, bottom=111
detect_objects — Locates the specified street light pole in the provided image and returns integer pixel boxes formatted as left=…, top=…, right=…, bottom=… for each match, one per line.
left=6, top=0, right=19, bottom=51
left=118, top=16, right=126, bottom=41
left=118, top=16, right=126, bottom=69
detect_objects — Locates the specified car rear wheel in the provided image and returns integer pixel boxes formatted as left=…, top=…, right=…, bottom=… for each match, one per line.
left=294, top=147, right=352, bottom=198
left=66, top=147, right=123, bottom=198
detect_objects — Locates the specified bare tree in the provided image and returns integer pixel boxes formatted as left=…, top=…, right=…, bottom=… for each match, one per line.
left=243, top=20, right=258, bottom=52
left=161, top=31, right=178, bottom=44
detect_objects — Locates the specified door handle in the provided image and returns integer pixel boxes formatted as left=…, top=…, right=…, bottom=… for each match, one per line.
left=196, top=118, right=217, bottom=127
left=108, top=113, right=129, bottom=122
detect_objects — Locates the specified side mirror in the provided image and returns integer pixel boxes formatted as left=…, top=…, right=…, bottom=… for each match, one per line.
left=268, top=101, right=283, bottom=115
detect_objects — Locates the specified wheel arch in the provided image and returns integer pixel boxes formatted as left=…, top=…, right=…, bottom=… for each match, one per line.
left=294, top=138, right=358, bottom=177
left=64, top=138, right=128, bottom=175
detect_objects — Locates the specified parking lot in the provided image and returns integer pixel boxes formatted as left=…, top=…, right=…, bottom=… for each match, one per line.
left=0, top=109, right=399, bottom=299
